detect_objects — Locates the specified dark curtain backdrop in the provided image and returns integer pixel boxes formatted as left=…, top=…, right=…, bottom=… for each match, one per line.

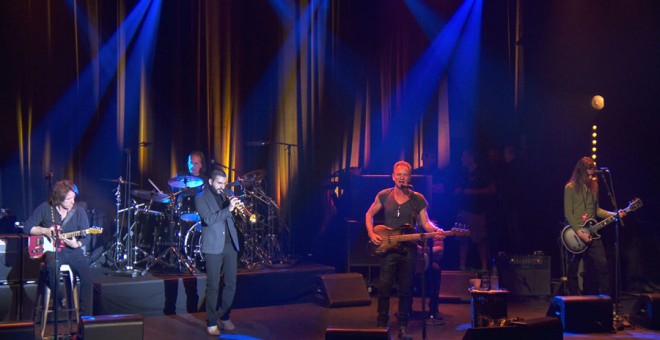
left=1, top=0, right=659, bottom=291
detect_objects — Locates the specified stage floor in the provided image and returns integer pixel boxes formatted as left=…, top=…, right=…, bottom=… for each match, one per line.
left=40, top=295, right=660, bottom=340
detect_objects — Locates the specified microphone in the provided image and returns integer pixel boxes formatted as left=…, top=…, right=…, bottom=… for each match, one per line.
left=247, top=140, right=270, bottom=146
left=401, top=184, right=414, bottom=190
left=593, top=167, right=610, bottom=174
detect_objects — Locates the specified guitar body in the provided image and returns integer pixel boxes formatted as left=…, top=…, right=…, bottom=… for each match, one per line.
left=27, top=227, right=103, bottom=259
left=560, top=220, right=599, bottom=254
left=368, top=225, right=415, bottom=256
left=368, top=224, right=470, bottom=257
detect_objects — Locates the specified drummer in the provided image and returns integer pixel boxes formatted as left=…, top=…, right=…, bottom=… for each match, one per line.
left=186, top=150, right=209, bottom=184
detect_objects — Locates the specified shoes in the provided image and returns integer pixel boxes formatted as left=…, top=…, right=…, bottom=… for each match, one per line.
left=218, top=319, right=236, bottom=331
left=397, top=325, right=408, bottom=339
left=206, top=325, right=220, bottom=336
left=428, top=312, right=444, bottom=320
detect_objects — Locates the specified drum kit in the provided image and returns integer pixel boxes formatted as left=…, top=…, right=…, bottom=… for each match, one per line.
left=102, top=169, right=289, bottom=275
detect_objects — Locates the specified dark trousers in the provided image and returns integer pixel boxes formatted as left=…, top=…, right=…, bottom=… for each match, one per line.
left=44, top=249, right=93, bottom=315
left=204, top=240, right=238, bottom=326
left=377, top=247, right=416, bottom=326
left=566, top=238, right=610, bottom=296
left=425, top=262, right=442, bottom=314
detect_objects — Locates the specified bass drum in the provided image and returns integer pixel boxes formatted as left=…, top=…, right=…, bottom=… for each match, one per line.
left=184, top=222, right=205, bottom=272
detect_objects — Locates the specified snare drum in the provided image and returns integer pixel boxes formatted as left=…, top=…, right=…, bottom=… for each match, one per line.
left=176, top=194, right=201, bottom=223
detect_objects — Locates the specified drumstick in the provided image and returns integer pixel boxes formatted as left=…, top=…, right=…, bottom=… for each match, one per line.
left=148, top=178, right=163, bottom=193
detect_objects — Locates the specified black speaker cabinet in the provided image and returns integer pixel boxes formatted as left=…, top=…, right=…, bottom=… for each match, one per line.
left=497, top=255, right=551, bottom=296
left=325, top=327, right=389, bottom=340
left=315, top=273, right=371, bottom=308
left=546, top=295, right=612, bottom=333
left=511, top=317, right=563, bottom=340
left=0, top=321, right=34, bottom=340
left=630, top=293, right=660, bottom=330
left=79, top=314, right=144, bottom=340
left=462, top=326, right=520, bottom=339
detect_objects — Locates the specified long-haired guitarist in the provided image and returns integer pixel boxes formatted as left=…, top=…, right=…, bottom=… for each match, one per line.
left=365, top=161, right=444, bottom=337
left=564, top=157, right=626, bottom=296
left=25, top=179, right=93, bottom=315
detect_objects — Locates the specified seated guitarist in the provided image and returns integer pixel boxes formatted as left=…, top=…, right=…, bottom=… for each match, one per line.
left=366, top=161, right=444, bottom=337
left=25, top=179, right=93, bottom=315
left=564, top=157, right=626, bottom=296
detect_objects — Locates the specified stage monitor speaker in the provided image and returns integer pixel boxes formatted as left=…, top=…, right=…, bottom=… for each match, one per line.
left=546, top=295, right=612, bottom=333
left=315, top=273, right=371, bottom=308
left=325, top=327, right=389, bottom=340
left=630, top=293, right=660, bottom=330
left=511, top=317, right=563, bottom=340
left=0, top=321, right=34, bottom=340
left=462, top=326, right=520, bottom=339
left=79, top=314, right=143, bottom=340
left=497, top=255, right=551, bottom=296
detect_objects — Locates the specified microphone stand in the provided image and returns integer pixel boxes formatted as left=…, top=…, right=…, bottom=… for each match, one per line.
left=113, top=146, right=140, bottom=278
left=273, top=141, right=298, bottom=264
left=599, top=170, right=626, bottom=329
left=420, top=233, right=428, bottom=340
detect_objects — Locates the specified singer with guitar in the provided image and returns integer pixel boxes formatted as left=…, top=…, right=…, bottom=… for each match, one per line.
left=564, top=157, right=626, bottom=296
left=24, top=179, right=94, bottom=315
left=366, top=161, right=445, bottom=337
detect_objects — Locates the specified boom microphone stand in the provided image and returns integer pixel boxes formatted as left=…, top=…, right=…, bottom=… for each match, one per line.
left=598, top=169, right=627, bottom=329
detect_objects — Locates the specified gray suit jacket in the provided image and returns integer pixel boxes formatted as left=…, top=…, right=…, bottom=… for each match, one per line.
left=194, top=187, right=240, bottom=254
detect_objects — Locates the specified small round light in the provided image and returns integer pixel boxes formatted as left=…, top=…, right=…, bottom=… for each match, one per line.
left=591, top=95, right=605, bottom=110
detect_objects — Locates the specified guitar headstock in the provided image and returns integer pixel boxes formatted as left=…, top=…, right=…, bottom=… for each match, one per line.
left=627, top=197, right=643, bottom=212
left=449, top=227, right=471, bottom=237
left=87, top=227, right=104, bottom=235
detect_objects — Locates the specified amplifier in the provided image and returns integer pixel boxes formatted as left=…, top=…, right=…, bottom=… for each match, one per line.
left=497, top=255, right=551, bottom=296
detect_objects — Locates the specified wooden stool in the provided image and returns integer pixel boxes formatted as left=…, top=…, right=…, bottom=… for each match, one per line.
left=33, top=264, right=80, bottom=338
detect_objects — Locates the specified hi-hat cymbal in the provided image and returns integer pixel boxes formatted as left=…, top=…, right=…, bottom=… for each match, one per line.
left=240, top=169, right=266, bottom=181
left=168, top=175, right=203, bottom=188
left=100, top=178, right=138, bottom=186
left=131, top=189, right=172, bottom=204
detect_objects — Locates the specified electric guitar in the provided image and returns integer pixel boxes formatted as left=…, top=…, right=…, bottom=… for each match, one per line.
left=561, top=198, right=642, bottom=254
left=27, top=227, right=103, bottom=259
left=368, top=224, right=470, bottom=256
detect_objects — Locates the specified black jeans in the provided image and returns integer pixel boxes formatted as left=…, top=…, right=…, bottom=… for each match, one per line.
left=566, top=238, right=610, bottom=296
left=377, top=247, right=417, bottom=326
left=204, top=241, right=238, bottom=326
left=44, top=249, right=93, bottom=315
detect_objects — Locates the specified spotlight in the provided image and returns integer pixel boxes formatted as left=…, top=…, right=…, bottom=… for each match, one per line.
left=591, top=95, right=605, bottom=110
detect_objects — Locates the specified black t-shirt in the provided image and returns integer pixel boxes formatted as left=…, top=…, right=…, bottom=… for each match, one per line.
left=377, top=188, right=428, bottom=229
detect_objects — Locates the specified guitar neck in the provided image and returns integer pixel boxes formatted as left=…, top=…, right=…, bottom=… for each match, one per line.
left=61, top=229, right=86, bottom=239
left=392, top=231, right=454, bottom=243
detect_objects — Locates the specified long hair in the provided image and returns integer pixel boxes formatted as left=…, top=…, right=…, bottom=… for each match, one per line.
left=568, top=157, right=598, bottom=196
left=49, top=180, right=77, bottom=206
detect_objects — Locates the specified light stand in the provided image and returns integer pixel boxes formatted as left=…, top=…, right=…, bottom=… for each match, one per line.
left=599, top=170, right=627, bottom=330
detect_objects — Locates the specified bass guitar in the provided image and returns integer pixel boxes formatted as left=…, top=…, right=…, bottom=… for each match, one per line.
left=561, top=198, right=642, bottom=254
left=27, top=227, right=103, bottom=259
left=368, top=224, right=470, bottom=257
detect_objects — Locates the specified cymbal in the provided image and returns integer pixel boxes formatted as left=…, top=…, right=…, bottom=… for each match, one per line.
left=100, top=178, right=138, bottom=186
left=168, top=175, right=203, bottom=188
left=131, top=189, right=172, bottom=203
left=240, top=169, right=266, bottom=181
